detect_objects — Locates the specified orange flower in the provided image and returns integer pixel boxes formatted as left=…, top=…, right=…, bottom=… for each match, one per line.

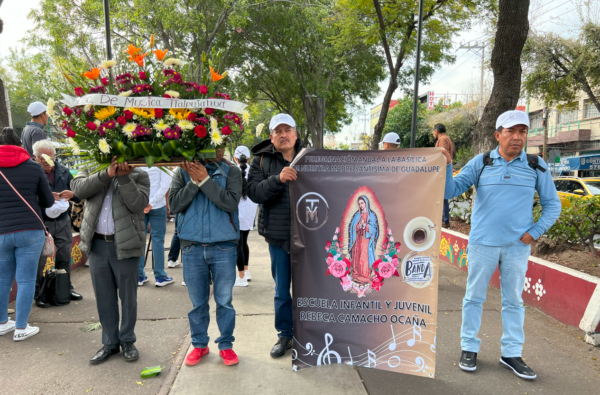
left=210, top=66, right=224, bottom=82
left=150, top=34, right=155, bottom=48
left=124, top=44, right=142, bottom=60
left=82, top=67, right=102, bottom=80
left=132, top=53, right=148, bottom=67
left=153, top=49, right=168, bottom=61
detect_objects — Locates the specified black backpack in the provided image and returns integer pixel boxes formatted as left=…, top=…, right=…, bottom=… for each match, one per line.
left=476, top=151, right=546, bottom=188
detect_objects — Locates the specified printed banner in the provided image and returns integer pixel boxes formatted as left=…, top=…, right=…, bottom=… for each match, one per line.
left=289, top=148, right=446, bottom=377
left=60, top=93, right=248, bottom=114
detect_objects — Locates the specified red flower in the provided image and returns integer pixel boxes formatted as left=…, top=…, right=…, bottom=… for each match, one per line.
left=116, top=116, right=127, bottom=125
left=123, top=110, right=133, bottom=120
left=342, top=257, right=351, bottom=269
left=139, top=71, right=147, bottom=80
left=154, top=108, right=164, bottom=118
left=86, top=121, right=97, bottom=131
left=199, top=85, right=208, bottom=95
left=372, top=258, right=383, bottom=270
left=163, top=93, right=172, bottom=98
left=187, top=113, right=198, bottom=122
left=371, top=276, right=383, bottom=291
left=66, top=129, right=76, bottom=138
left=63, top=107, right=73, bottom=116
left=395, top=242, right=401, bottom=249
left=74, top=87, right=85, bottom=96
left=222, top=125, right=232, bottom=135
left=194, top=125, right=207, bottom=138
left=101, top=77, right=109, bottom=86
left=326, top=241, right=332, bottom=247
left=204, top=108, right=214, bottom=115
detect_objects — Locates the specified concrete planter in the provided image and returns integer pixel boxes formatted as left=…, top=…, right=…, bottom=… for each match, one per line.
left=440, top=228, right=600, bottom=346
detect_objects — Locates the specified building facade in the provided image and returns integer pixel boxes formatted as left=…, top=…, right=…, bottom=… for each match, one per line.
left=370, top=100, right=399, bottom=134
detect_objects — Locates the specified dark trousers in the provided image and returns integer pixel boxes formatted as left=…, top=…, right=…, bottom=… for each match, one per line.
left=236, top=230, right=250, bottom=272
left=168, top=216, right=181, bottom=262
left=36, top=217, right=73, bottom=298
left=268, top=243, right=293, bottom=339
left=89, top=238, right=139, bottom=349
left=443, top=199, right=450, bottom=224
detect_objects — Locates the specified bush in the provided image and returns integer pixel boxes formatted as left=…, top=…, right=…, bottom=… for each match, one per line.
left=449, top=187, right=474, bottom=224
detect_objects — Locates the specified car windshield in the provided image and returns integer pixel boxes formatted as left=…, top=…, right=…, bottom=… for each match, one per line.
left=584, top=181, right=600, bottom=195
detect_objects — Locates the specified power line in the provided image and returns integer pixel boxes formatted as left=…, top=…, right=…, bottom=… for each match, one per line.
left=421, top=52, right=478, bottom=91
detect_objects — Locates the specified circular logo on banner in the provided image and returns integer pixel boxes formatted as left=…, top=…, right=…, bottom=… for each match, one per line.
left=401, top=252, right=434, bottom=289
left=296, top=192, right=329, bottom=230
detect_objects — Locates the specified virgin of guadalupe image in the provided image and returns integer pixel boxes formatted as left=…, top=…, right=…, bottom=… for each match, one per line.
left=348, top=196, right=379, bottom=284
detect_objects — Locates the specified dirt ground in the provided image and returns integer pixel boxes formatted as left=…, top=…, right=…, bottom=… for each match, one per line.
left=447, top=220, right=600, bottom=278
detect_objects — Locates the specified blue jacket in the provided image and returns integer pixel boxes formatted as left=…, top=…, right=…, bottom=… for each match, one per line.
left=177, top=162, right=240, bottom=244
left=444, top=147, right=561, bottom=246
left=42, top=163, right=81, bottom=222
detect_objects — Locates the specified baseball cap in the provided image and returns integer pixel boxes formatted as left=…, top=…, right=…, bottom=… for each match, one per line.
left=234, top=145, right=251, bottom=159
left=269, top=113, right=296, bottom=132
left=381, top=132, right=400, bottom=145
left=495, top=110, right=530, bottom=129
left=27, top=101, right=47, bottom=117
left=45, top=199, right=70, bottom=219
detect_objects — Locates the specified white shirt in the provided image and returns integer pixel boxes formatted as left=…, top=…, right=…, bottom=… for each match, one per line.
left=140, top=167, right=172, bottom=210
left=237, top=167, right=258, bottom=231
left=95, top=183, right=115, bottom=235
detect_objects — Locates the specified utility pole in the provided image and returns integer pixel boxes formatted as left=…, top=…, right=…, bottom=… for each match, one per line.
left=358, top=113, right=369, bottom=136
left=409, top=0, right=425, bottom=148
left=542, top=106, right=549, bottom=161
left=103, top=0, right=112, bottom=60
left=458, top=41, right=486, bottom=118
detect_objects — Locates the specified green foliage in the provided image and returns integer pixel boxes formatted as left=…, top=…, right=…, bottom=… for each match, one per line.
left=381, top=96, right=431, bottom=148
left=425, top=102, right=478, bottom=160
left=454, top=145, right=475, bottom=169
left=534, top=195, right=600, bottom=255
left=449, top=188, right=474, bottom=224
left=338, top=143, right=350, bottom=150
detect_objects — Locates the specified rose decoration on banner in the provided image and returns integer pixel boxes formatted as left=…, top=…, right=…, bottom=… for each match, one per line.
left=51, top=36, right=249, bottom=169
left=324, top=227, right=401, bottom=297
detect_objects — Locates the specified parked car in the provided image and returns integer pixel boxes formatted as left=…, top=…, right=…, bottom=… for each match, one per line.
left=553, top=177, right=600, bottom=208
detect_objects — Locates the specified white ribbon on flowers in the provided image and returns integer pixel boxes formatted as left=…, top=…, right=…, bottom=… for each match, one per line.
left=60, top=93, right=248, bottom=114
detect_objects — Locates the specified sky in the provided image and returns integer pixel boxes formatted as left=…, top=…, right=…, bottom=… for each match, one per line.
left=0, top=0, right=587, bottom=145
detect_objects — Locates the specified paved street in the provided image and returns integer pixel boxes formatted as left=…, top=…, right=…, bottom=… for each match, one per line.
left=1, top=225, right=599, bottom=394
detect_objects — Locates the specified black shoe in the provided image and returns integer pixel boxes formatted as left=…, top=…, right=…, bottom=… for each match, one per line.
left=90, top=346, right=120, bottom=364
left=459, top=351, right=477, bottom=372
left=70, top=291, right=83, bottom=301
left=270, top=337, right=293, bottom=358
left=36, top=299, right=51, bottom=308
left=122, top=343, right=139, bottom=362
left=500, top=356, right=537, bottom=380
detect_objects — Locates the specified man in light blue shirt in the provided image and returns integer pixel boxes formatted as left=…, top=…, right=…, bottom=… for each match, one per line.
left=441, top=110, right=561, bottom=380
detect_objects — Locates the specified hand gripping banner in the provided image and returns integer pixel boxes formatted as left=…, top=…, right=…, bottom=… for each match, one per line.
left=289, top=148, right=446, bottom=377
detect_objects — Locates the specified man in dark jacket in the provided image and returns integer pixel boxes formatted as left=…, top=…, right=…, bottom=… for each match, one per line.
left=22, top=101, right=49, bottom=157
left=31, top=140, right=82, bottom=307
left=247, top=113, right=303, bottom=358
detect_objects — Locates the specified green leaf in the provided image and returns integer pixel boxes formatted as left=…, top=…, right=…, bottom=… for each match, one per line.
left=144, top=156, right=156, bottom=167
left=140, top=365, right=162, bottom=379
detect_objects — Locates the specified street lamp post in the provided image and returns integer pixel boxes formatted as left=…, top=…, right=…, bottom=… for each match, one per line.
left=409, top=0, right=425, bottom=149
left=103, top=0, right=112, bottom=61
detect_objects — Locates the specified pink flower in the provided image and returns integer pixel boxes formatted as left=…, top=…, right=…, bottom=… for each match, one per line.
left=199, top=85, right=208, bottom=95
left=101, top=77, right=108, bottom=86
left=139, top=71, right=147, bottom=80
left=391, top=257, right=399, bottom=267
left=335, top=227, right=340, bottom=234
left=74, top=87, right=85, bottom=96
left=371, top=276, right=383, bottom=291
left=340, top=275, right=352, bottom=291
left=388, top=228, right=392, bottom=236
left=328, top=261, right=348, bottom=278
left=326, top=256, right=334, bottom=266
left=378, top=261, right=396, bottom=279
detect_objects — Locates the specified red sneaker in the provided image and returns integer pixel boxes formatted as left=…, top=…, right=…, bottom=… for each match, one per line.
left=185, top=346, right=209, bottom=366
left=219, top=349, right=239, bottom=366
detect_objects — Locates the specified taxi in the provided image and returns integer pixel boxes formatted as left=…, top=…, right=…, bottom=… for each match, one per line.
left=552, top=177, right=600, bottom=208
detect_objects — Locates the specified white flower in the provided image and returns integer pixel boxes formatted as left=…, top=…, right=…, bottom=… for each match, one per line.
left=119, top=90, right=133, bottom=97
left=242, top=110, right=250, bottom=126
left=100, top=60, right=116, bottom=69
left=67, top=138, right=80, bottom=155
left=153, top=119, right=169, bottom=132
left=41, top=154, right=54, bottom=167
left=210, top=131, right=223, bottom=146
left=46, top=98, right=55, bottom=117
left=98, top=138, right=111, bottom=154
left=165, top=90, right=180, bottom=98
left=256, top=123, right=265, bottom=137
left=84, top=104, right=93, bottom=112
left=123, top=122, right=137, bottom=138
left=177, top=119, right=194, bottom=131
left=210, top=116, right=218, bottom=132
left=94, top=120, right=101, bottom=127
left=163, top=58, right=182, bottom=67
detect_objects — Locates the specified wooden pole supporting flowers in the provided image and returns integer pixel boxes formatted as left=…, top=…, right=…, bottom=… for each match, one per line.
left=56, top=38, right=248, bottom=170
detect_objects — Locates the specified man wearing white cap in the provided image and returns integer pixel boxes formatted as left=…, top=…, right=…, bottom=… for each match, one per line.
left=22, top=102, right=50, bottom=157
left=441, top=110, right=560, bottom=380
left=380, top=132, right=400, bottom=150
left=247, top=113, right=303, bottom=358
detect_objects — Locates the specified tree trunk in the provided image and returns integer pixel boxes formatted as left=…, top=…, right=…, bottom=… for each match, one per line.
left=0, top=77, right=9, bottom=129
left=472, top=0, right=530, bottom=154
left=370, top=80, right=398, bottom=150
left=302, top=96, right=325, bottom=149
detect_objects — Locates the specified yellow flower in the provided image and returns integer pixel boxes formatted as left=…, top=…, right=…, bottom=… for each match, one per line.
left=165, top=90, right=180, bottom=98
left=169, top=108, right=190, bottom=120
left=122, top=123, right=137, bottom=138
left=256, top=123, right=265, bottom=137
left=210, top=116, right=218, bottom=132
left=210, top=131, right=223, bottom=146
left=119, top=90, right=133, bottom=97
left=67, top=138, right=80, bottom=155
left=129, top=107, right=155, bottom=118
left=242, top=110, right=250, bottom=126
left=177, top=120, right=194, bottom=131
left=41, top=154, right=55, bottom=167
left=94, top=106, right=117, bottom=121
left=84, top=104, right=93, bottom=112
left=100, top=60, right=116, bottom=69
left=153, top=120, right=169, bottom=132
left=163, top=58, right=182, bottom=67
left=98, top=138, right=111, bottom=154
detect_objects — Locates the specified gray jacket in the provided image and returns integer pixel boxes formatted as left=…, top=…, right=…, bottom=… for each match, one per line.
left=22, top=122, right=48, bottom=157
left=71, top=168, right=150, bottom=260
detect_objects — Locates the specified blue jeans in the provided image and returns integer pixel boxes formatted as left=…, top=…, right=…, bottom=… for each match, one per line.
left=0, top=230, right=45, bottom=328
left=182, top=242, right=237, bottom=350
left=461, top=240, right=531, bottom=357
left=138, top=206, right=168, bottom=279
left=268, top=244, right=293, bottom=339
left=443, top=199, right=450, bottom=224
left=168, top=216, right=180, bottom=262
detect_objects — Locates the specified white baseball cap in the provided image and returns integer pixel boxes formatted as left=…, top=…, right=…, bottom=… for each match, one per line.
left=27, top=101, right=48, bottom=117
left=269, top=113, right=296, bottom=132
left=496, top=110, right=530, bottom=129
left=381, top=132, right=400, bottom=145
left=45, top=199, right=70, bottom=219
left=234, top=145, right=251, bottom=159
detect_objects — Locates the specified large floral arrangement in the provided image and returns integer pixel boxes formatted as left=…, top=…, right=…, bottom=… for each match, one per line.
left=53, top=37, right=248, bottom=168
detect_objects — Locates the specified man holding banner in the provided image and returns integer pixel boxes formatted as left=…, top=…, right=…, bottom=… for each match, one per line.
left=247, top=114, right=303, bottom=358
left=442, top=110, right=561, bottom=380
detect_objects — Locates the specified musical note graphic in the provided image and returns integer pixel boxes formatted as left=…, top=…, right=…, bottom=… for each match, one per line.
left=389, top=325, right=397, bottom=351
left=431, top=336, right=436, bottom=353
left=407, top=325, right=422, bottom=347
left=317, top=333, right=341, bottom=366
left=387, top=356, right=401, bottom=368
left=346, top=347, right=353, bottom=365
left=367, top=349, right=377, bottom=368
left=413, top=356, right=426, bottom=373
left=303, top=342, right=316, bottom=356
left=292, top=349, right=298, bottom=361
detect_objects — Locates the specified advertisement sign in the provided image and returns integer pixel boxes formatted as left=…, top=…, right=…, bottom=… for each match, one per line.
left=428, top=91, right=435, bottom=110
